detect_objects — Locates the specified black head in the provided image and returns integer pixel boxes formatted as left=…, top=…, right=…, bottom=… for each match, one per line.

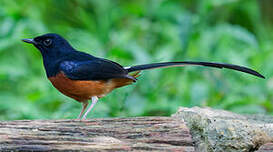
left=22, top=33, right=74, bottom=58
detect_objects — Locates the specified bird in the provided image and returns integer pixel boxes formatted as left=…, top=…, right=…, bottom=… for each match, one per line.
left=22, top=33, right=265, bottom=120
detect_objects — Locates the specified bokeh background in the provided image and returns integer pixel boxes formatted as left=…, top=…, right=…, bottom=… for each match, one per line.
left=0, top=0, right=272, bottom=120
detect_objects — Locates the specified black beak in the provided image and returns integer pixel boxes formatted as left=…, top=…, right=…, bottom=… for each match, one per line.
left=22, top=38, right=36, bottom=44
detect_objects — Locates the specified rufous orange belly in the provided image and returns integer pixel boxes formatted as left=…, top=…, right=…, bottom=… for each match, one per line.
left=48, top=72, right=136, bottom=102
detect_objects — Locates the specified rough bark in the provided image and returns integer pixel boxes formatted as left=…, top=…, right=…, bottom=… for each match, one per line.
left=0, top=117, right=194, bottom=152
left=1, top=107, right=273, bottom=152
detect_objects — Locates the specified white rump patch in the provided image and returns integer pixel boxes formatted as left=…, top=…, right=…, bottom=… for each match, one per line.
left=124, top=66, right=131, bottom=69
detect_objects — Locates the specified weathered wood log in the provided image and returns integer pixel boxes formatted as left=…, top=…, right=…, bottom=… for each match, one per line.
left=1, top=107, right=273, bottom=152
left=0, top=117, right=194, bottom=152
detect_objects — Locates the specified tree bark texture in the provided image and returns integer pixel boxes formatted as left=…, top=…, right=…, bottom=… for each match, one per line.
left=1, top=107, right=273, bottom=152
left=0, top=117, right=194, bottom=152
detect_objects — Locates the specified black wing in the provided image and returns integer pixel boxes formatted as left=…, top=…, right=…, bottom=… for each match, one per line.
left=60, top=58, right=132, bottom=81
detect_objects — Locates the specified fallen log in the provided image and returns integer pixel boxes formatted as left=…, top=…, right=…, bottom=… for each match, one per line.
left=1, top=107, right=273, bottom=152
left=0, top=117, right=194, bottom=151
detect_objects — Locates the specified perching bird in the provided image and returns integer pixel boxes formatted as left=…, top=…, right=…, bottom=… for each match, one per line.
left=22, top=33, right=264, bottom=120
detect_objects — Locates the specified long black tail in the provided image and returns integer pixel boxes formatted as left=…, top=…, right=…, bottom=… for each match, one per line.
left=125, top=61, right=265, bottom=79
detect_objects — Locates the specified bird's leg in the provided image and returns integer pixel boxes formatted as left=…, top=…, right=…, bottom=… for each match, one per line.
left=82, top=96, right=98, bottom=120
left=77, top=101, right=89, bottom=120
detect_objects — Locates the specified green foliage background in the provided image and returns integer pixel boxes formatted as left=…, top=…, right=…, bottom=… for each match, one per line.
left=0, top=0, right=272, bottom=120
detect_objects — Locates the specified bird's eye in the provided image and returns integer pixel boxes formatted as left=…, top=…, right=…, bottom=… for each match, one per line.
left=43, top=39, right=52, bottom=46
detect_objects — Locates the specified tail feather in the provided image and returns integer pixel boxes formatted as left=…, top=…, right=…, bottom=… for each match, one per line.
left=129, top=71, right=141, bottom=78
left=125, top=61, right=265, bottom=79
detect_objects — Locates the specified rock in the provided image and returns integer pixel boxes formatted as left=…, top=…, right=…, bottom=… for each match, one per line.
left=172, top=107, right=273, bottom=152
left=257, top=143, right=273, bottom=152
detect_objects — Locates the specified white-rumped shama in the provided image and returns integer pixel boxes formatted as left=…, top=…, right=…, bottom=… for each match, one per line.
left=22, top=33, right=265, bottom=120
